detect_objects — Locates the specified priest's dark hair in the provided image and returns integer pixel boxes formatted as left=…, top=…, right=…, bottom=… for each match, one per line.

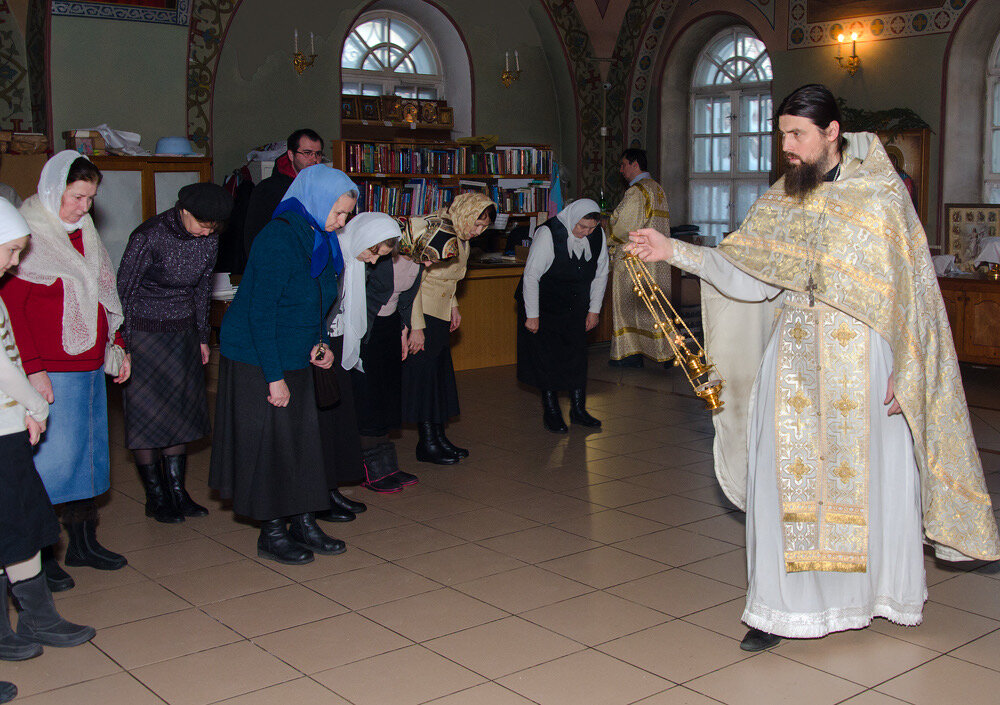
left=287, top=128, right=324, bottom=152
left=776, top=84, right=847, bottom=152
left=621, top=148, right=648, bottom=172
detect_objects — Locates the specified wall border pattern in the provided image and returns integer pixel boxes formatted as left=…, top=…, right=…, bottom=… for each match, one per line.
left=623, top=0, right=676, bottom=155
left=0, top=0, right=31, bottom=130
left=788, top=0, right=968, bottom=49
left=185, top=0, right=241, bottom=154
left=52, top=0, right=192, bottom=26
left=689, top=0, right=774, bottom=29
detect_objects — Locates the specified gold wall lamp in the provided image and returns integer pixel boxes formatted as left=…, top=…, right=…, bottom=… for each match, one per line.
left=293, top=29, right=318, bottom=75
left=835, top=32, right=861, bottom=76
left=500, top=50, right=521, bottom=88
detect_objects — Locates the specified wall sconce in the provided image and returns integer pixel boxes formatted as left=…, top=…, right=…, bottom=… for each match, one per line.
left=834, top=32, right=861, bottom=76
left=293, top=29, right=317, bottom=75
left=500, top=50, right=521, bottom=88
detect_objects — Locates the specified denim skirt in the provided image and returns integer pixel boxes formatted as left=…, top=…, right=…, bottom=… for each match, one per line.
left=33, top=369, right=111, bottom=504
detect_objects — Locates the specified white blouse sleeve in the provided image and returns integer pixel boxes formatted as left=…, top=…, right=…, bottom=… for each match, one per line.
left=589, top=236, right=609, bottom=313
left=522, top=226, right=555, bottom=319
left=669, top=239, right=780, bottom=303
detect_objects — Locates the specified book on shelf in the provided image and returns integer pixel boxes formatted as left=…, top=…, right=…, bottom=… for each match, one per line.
left=354, top=178, right=455, bottom=217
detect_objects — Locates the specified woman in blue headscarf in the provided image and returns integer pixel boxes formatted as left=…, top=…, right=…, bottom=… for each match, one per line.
left=208, top=165, right=357, bottom=566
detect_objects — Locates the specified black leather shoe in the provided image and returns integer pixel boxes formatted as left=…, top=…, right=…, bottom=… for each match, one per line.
left=331, top=488, right=366, bottom=514
left=569, top=389, right=601, bottom=428
left=415, top=422, right=459, bottom=465
left=542, top=391, right=568, bottom=434
left=0, top=681, right=16, bottom=703
left=41, top=547, right=74, bottom=593
left=314, top=506, right=355, bottom=522
left=289, top=513, right=346, bottom=555
left=162, top=454, right=209, bottom=517
left=257, top=519, right=313, bottom=565
left=433, top=424, right=468, bottom=459
left=63, top=520, right=127, bottom=570
left=740, top=628, right=782, bottom=652
left=136, top=462, right=184, bottom=523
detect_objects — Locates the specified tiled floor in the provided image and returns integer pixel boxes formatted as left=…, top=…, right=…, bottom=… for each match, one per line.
left=6, top=349, right=1000, bottom=705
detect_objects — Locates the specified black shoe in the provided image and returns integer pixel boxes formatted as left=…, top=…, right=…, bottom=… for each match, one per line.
left=395, top=470, right=419, bottom=486
left=0, top=681, right=16, bottom=703
left=136, top=461, right=184, bottom=523
left=568, top=389, right=601, bottom=428
left=1, top=575, right=43, bottom=661
left=63, top=519, right=127, bottom=571
left=609, top=354, right=644, bottom=368
left=415, top=422, right=459, bottom=465
left=541, top=391, right=568, bottom=434
left=330, top=488, right=366, bottom=514
left=162, top=454, right=208, bottom=517
left=10, top=574, right=96, bottom=647
left=740, top=628, right=782, bottom=652
left=433, top=424, right=468, bottom=459
left=364, top=474, right=404, bottom=493
left=289, top=513, right=346, bottom=556
left=314, top=506, right=356, bottom=523
left=41, top=546, right=74, bottom=593
left=257, top=518, right=313, bottom=565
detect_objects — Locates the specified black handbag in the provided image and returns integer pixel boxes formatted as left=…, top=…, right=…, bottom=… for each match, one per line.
left=312, top=343, right=341, bottom=408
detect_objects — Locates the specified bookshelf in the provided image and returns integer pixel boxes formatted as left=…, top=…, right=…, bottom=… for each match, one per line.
left=329, top=138, right=553, bottom=218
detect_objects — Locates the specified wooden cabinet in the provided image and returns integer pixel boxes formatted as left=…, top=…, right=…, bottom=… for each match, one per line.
left=938, top=276, right=1000, bottom=365
left=451, top=265, right=522, bottom=371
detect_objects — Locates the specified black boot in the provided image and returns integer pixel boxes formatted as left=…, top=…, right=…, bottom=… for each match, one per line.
left=289, top=513, right=346, bottom=556
left=257, top=518, right=313, bottom=565
left=41, top=545, right=74, bottom=593
left=569, top=389, right=601, bottom=428
left=415, top=422, right=459, bottom=465
left=362, top=445, right=404, bottom=492
left=331, top=488, right=366, bottom=514
left=541, top=391, right=568, bottom=434
left=10, top=573, right=95, bottom=647
left=1, top=575, right=43, bottom=661
left=63, top=519, right=127, bottom=571
left=380, top=442, right=418, bottom=486
left=433, top=423, right=468, bottom=459
left=162, top=455, right=208, bottom=517
left=136, top=462, right=184, bottom=523
left=0, top=682, right=15, bottom=703
left=740, top=628, right=782, bottom=652
left=315, top=490, right=356, bottom=523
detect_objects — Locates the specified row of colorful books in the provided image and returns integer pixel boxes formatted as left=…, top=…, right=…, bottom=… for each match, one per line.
left=342, top=142, right=553, bottom=177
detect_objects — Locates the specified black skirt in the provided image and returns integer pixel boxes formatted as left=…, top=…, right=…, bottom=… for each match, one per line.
left=401, top=316, right=460, bottom=423
left=122, top=329, right=210, bottom=449
left=0, top=431, right=60, bottom=565
left=317, top=337, right=363, bottom=486
left=208, top=357, right=330, bottom=521
left=351, top=313, right=402, bottom=436
left=517, top=306, right=589, bottom=391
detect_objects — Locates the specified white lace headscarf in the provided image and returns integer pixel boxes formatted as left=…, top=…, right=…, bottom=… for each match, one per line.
left=16, top=150, right=123, bottom=355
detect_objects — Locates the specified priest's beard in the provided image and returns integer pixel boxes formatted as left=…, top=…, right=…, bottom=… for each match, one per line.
left=783, top=157, right=825, bottom=201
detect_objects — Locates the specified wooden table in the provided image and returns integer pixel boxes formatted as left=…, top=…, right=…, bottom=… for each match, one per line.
left=938, top=275, right=1000, bottom=365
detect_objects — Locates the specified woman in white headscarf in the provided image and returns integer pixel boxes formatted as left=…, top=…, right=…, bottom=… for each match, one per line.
left=515, top=198, right=609, bottom=433
left=0, top=151, right=130, bottom=592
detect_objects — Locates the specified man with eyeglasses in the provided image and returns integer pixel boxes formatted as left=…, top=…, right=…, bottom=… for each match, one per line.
left=243, top=128, right=325, bottom=257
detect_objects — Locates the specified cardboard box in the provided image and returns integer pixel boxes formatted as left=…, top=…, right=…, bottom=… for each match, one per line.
left=62, top=130, right=106, bottom=155
left=9, top=133, right=48, bottom=154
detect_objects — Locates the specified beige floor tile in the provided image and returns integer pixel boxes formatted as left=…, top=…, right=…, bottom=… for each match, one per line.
left=551, top=509, right=667, bottom=543
left=478, top=525, right=602, bottom=563
left=608, top=568, right=744, bottom=617
left=582, top=455, right=667, bottom=480
left=624, top=467, right=719, bottom=493
left=454, top=565, right=593, bottom=613
left=125, top=536, right=243, bottom=578
left=397, top=543, right=526, bottom=585
left=326, top=506, right=416, bottom=537
left=585, top=431, right=669, bottom=455
left=348, top=523, right=465, bottom=560
left=928, top=572, right=1000, bottom=620
left=423, top=682, right=538, bottom=704
left=425, top=506, right=540, bottom=540
left=949, top=628, right=1000, bottom=671
left=632, top=686, right=732, bottom=704
left=538, top=546, right=665, bottom=588
left=518, top=441, right=616, bottom=468
left=306, top=562, right=440, bottom=610
left=678, top=484, right=740, bottom=508
left=360, top=587, right=506, bottom=641
left=565, top=479, right=669, bottom=508
left=627, top=446, right=714, bottom=469
left=213, top=678, right=351, bottom=704
left=378, top=490, right=485, bottom=521
left=53, top=579, right=190, bottom=629
left=99, top=519, right=204, bottom=553
left=686, top=652, right=864, bottom=704
left=49, top=563, right=147, bottom=598
left=313, top=644, right=484, bottom=705
left=0, top=643, right=122, bottom=699
left=924, top=555, right=977, bottom=586
left=505, top=465, right=609, bottom=492
left=97, top=492, right=148, bottom=528
left=424, top=616, right=584, bottom=678
left=614, top=527, right=738, bottom=567
left=877, top=655, right=1000, bottom=704
left=496, top=648, right=671, bottom=705
left=682, top=513, right=746, bottom=547
left=158, top=558, right=291, bottom=605
left=520, top=591, right=670, bottom=646
left=683, top=549, right=748, bottom=589
left=253, top=612, right=411, bottom=673
left=868, top=601, right=1000, bottom=653
left=92, top=607, right=241, bottom=669
left=681, top=598, right=749, bottom=641
left=776, top=628, right=938, bottom=686
left=836, top=692, right=913, bottom=705
left=495, top=492, right=602, bottom=524
left=15, top=672, right=162, bottom=705
left=131, top=641, right=299, bottom=705
left=202, top=583, right=347, bottom=637
left=622, top=495, right=731, bottom=526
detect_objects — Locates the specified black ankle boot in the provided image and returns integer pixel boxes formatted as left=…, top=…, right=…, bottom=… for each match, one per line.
left=315, top=488, right=356, bottom=523
left=331, top=488, right=366, bottom=514
left=415, top=422, right=459, bottom=465
left=0, top=681, right=15, bottom=703
left=379, top=442, right=418, bottom=486
left=1, top=575, right=43, bottom=661
left=136, top=462, right=184, bottom=523
left=10, top=573, right=95, bottom=648
left=41, top=545, right=73, bottom=593
left=257, top=518, right=313, bottom=565
left=289, top=513, right=346, bottom=555
left=162, top=455, right=208, bottom=517
left=541, top=391, right=568, bottom=434
left=433, top=423, right=468, bottom=459
left=63, top=519, right=127, bottom=571
left=740, top=628, right=782, bottom=652
left=569, top=389, right=601, bottom=427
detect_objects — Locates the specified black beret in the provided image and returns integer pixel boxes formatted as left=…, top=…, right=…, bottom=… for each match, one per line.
left=177, top=182, right=233, bottom=222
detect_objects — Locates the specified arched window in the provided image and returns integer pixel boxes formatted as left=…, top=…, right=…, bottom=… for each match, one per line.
left=341, top=11, right=445, bottom=100
left=985, top=34, right=1000, bottom=203
left=689, top=26, right=772, bottom=242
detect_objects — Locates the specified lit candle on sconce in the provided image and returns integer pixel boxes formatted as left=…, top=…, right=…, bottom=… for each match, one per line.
left=837, top=33, right=844, bottom=57
left=310, top=32, right=315, bottom=56
left=294, top=28, right=298, bottom=53
left=850, top=31, right=858, bottom=57
left=515, top=50, right=520, bottom=71
left=505, top=51, right=510, bottom=71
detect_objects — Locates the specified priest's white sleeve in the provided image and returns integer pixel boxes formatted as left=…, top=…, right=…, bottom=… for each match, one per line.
left=522, top=226, right=555, bottom=319
left=668, top=239, right=780, bottom=302
left=589, top=237, right=610, bottom=313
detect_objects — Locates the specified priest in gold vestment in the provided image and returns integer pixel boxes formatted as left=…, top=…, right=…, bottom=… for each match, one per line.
left=608, top=149, right=673, bottom=365
left=627, top=85, right=1000, bottom=651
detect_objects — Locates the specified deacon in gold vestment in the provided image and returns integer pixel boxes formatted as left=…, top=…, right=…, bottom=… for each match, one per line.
left=627, top=85, right=1000, bottom=649
left=608, top=149, right=673, bottom=364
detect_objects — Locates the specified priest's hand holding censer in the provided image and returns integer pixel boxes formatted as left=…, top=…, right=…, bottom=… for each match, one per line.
left=624, top=229, right=724, bottom=411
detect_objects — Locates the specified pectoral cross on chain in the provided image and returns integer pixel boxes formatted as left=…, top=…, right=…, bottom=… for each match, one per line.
left=806, top=274, right=816, bottom=307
